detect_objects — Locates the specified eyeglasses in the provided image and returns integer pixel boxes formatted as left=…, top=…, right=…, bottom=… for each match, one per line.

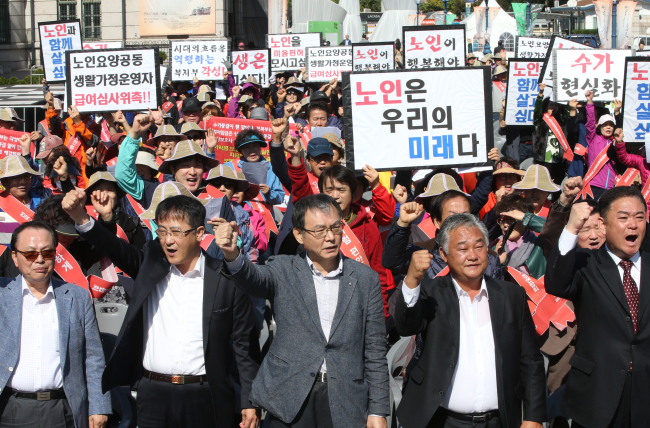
left=14, top=249, right=56, bottom=261
left=157, top=228, right=196, bottom=239
left=212, top=178, right=236, bottom=189
left=302, top=222, right=343, bottom=239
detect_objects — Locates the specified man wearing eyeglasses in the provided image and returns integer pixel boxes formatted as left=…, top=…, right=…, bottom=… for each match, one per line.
left=0, top=221, right=111, bottom=428
left=214, top=193, right=390, bottom=428
left=61, top=191, right=261, bottom=428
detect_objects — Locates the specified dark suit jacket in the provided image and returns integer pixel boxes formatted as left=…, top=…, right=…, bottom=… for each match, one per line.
left=546, top=244, right=650, bottom=428
left=78, top=220, right=261, bottom=427
left=393, top=275, right=546, bottom=428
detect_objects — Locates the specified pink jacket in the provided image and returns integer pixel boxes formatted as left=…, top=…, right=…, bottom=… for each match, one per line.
left=243, top=203, right=269, bottom=254
left=586, top=103, right=617, bottom=190
left=614, top=142, right=650, bottom=210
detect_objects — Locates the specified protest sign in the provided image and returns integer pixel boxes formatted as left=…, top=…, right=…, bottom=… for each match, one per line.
left=342, top=67, right=494, bottom=172
left=201, top=117, right=272, bottom=164
left=267, top=33, right=321, bottom=72
left=65, top=48, right=161, bottom=113
left=622, top=57, right=650, bottom=143
left=515, top=36, right=550, bottom=58
left=636, top=50, right=650, bottom=57
left=170, top=40, right=228, bottom=81
left=231, top=49, right=271, bottom=87
left=538, top=36, right=592, bottom=99
left=39, top=20, right=83, bottom=83
left=305, top=46, right=352, bottom=82
left=504, top=59, right=543, bottom=126
left=0, top=129, right=27, bottom=159
left=553, top=49, right=633, bottom=102
left=402, top=25, right=466, bottom=69
left=352, top=43, right=395, bottom=71
left=83, top=41, right=123, bottom=50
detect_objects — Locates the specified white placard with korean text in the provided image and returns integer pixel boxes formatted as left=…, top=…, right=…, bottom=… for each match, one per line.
left=230, top=49, right=271, bottom=87
left=170, top=40, right=228, bottom=81
left=505, top=59, right=543, bottom=126
left=403, top=25, right=466, bottom=69
left=636, top=50, right=650, bottom=57
left=515, top=36, right=550, bottom=59
left=352, top=43, right=395, bottom=71
left=622, top=57, right=650, bottom=143
left=342, top=67, right=493, bottom=172
left=553, top=49, right=633, bottom=102
left=267, top=33, right=321, bottom=72
left=538, top=36, right=592, bottom=100
left=39, top=20, right=83, bottom=83
left=66, top=48, right=161, bottom=113
left=305, top=46, right=352, bottom=82
left=83, top=41, right=123, bottom=50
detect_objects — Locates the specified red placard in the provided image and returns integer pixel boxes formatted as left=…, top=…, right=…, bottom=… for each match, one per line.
left=0, top=129, right=29, bottom=159
left=201, top=117, right=272, bottom=164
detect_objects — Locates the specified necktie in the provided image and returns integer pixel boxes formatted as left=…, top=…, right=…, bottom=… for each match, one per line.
left=619, top=260, right=639, bottom=334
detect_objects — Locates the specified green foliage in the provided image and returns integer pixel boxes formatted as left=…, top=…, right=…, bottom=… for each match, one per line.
left=159, top=51, right=167, bottom=62
left=8, top=77, right=19, bottom=85
left=572, top=29, right=598, bottom=35
left=360, top=0, right=381, bottom=11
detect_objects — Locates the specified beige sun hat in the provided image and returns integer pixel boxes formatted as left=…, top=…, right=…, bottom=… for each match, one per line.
left=493, top=65, right=508, bottom=76
left=158, top=140, right=219, bottom=174
left=205, top=165, right=250, bottom=192
left=0, top=155, right=41, bottom=180
left=493, top=166, right=525, bottom=176
left=180, top=121, right=208, bottom=136
left=146, top=124, right=188, bottom=146
left=238, top=94, right=253, bottom=104
left=140, top=181, right=208, bottom=220
left=415, top=173, right=469, bottom=201
left=0, top=108, right=24, bottom=122
left=136, top=150, right=159, bottom=172
left=197, top=84, right=215, bottom=94
left=511, top=164, right=562, bottom=192
left=197, top=92, right=212, bottom=103
left=85, top=171, right=118, bottom=195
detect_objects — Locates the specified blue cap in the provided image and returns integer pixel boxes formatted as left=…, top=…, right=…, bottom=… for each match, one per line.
left=235, top=134, right=268, bottom=152
left=307, top=137, right=334, bottom=158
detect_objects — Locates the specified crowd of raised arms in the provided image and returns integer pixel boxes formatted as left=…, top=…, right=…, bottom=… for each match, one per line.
left=0, top=40, right=648, bottom=428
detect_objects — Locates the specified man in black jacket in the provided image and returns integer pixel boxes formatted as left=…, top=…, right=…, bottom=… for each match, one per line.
left=394, top=213, right=546, bottom=428
left=546, top=186, right=649, bottom=428
left=61, top=191, right=261, bottom=428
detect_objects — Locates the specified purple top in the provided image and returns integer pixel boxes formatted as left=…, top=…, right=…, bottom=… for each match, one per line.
left=586, top=103, right=616, bottom=190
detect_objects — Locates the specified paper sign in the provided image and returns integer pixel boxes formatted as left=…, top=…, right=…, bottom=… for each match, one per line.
left=305, top=46, right=352, bottom=82
left=267, top=33, right=321, bottom=72
left=504, top=59, right=543, bottom=126
left=39, top=20, right=83, bottom=83
left=403, top=25, right=466, bottom=69
left=311, top=126, right=341, bottom=139
left=515, top=36, right=550, bottom=59
left=352, top=43, right=395, bottom=72
left=622, top=57, right=650, bottom=143
left=170, top=40, right=228, bottom=81
left=231, top=48, right=271, bottom=87
left=204, top=197, right=223, bottom=220
left=241, top=161, right=269, bottom=185
left=201, top=117, right=272, bottom=164
left=538, top=36, right=593, bottom=101
left=83, top=42, right=123, bottom=50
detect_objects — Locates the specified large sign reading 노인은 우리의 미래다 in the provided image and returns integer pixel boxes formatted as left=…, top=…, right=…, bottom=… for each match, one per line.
left=139, top=0, right=215, bottom=36
left=342, top=67, right=494, bottom=172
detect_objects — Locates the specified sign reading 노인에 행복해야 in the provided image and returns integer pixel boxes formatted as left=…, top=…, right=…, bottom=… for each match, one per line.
left=402, top=25, right=466, bottom=69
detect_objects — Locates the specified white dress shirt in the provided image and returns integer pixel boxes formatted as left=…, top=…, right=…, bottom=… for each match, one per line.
left=557, top=228, right=641, bottom=290
left=402, top=276, right=499, bottom=413
left=8, top=278, right=63, bottom=392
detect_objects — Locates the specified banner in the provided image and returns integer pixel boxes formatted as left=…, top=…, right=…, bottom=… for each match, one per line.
left=0, top=129, right=27, bottom=158
left=594, top=0, right=613, bottom=48
left=617, top=1, right=637, bottom=49
left=486, top=7, right=501, bottom=41
left=475, top=6, right=486, bottom=41
left=553, top=49, right=633, bottom=102
left=139, top=0, right=216, bottom=36
left=538, top=36, right=592, bottom=100
left=504, top=59, right=543, bottom=126
left=66, top=48, right=161, bottom=113
left=403, top=25, right=466, bottom=69
left=170, top=40, right=228, bottom=81
left=267, top=33, right=321, bottom=72
left=38, top=20, right=83, bottom=83
left=200, top=117, right=272, bottom=164
left=512, top=3, right=527, bottom=36
left=83, top=42, right=123, bottom=50
left=342, top=67, right=494, bottom=172
left=305, top=46, right=352, bottom=82
left=231, top=48, right=271, bottom=87
left=637, top=50, right=650, bottom=57
left=515, top=36, right=550, bottom=58
left=352, top=43, right=395, bottom=71
left=622, top=57, right=650, bottom=143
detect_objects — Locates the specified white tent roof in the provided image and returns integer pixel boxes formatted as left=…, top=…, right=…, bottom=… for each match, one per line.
left=461, top=2, right=518, bottom=50
left=292, top=0, right=348, bottom=34
left=340, top=0, right=363, bottom=43
left=369, top=0, right=416, bottom=43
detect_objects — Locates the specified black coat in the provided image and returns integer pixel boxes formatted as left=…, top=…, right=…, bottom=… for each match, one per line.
left=78, top=220, right=261, bottom=427
left=546, top=244, right=650, bottom=428
left=393, top=275, right=546, bottom=428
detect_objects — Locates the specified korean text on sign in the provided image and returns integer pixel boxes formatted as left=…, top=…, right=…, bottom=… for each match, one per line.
left=267, top=33, right=321, bottom=72
left=403, top=26, right=465, bottom=70
left=67, top=48, right=159, bottom=113
left=538, top=36, right=593, bottom=100
left=352, top=44, right=394, bottom=71
left=505, top=60, right=543, bottom=126
left=515, top=36, right=550, bottom=59
left=306, top=46, right=352, bottom=82
left=553, top=49, right=633, bottom=102
left=344, top=67, right=492, bottom=172
left=170, top=40, right=228, bottom=81
left=623, top=58, right=650, bottom=143
left=201, top=117, right=272, bottom=164
left=231, top=49, right=271, bottom=87
left=39, top=21, right=83, bottom=82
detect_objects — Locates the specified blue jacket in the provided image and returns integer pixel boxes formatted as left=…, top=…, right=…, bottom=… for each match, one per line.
left=0, top=277, right=112, bottom=428
left=225, top=158, right=285, bottom=206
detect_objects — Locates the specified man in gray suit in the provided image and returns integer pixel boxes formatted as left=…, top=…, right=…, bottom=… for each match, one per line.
left=0, top=221, right=111, bottom=428
left=214, top=193, right=389, bottom=428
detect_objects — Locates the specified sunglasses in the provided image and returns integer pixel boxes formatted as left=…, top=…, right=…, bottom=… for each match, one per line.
left=14, top=249, right=56, bottom=261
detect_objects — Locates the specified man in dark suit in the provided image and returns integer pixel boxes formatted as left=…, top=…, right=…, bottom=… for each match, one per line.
left=394, top=213, right=546, bottom=428
left=61, top=191, right=261, bottom=428
left=214, top=193, right=390, bottom=428
left=546, top=186, right=649, bottom=428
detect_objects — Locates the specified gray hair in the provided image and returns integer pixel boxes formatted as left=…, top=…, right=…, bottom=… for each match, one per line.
left=438, top=213, right=489, bottom=254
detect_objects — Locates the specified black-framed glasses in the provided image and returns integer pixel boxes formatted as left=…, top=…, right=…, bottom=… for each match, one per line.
left=13, top=249, right=56, bottom=261
left=212, top=178, right=236, bottom=189
left=157, top=228, right=196, bottom=239
left=302, top=222, right=343, bottom=239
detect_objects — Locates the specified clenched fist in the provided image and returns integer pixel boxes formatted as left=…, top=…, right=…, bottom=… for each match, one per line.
left=566, top=201, right=593, bottom=235
left=214, top=220, right=240, bottom=261
left=404, top=249, right=433, bottom=289
left=62, top=189, right=91, bottom=226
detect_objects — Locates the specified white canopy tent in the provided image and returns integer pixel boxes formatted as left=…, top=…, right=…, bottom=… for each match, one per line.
left=292, top=0, right=348, bottom=34
left=369, top=0, right=416, bottom=43
left=461, top=1, right=518, bottom=54
left=340, top=0, right=363, bottom=43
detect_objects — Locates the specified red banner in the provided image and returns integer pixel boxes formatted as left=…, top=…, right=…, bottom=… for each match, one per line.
left=201, top=117, right=272, bottom=164
left=340, top=220, right=370, bottom=266
left=126, top=194, right=153, bottom=231
left=0, top=129, right=28, bottom=159
left=543, top=113, right=573, bottom=162
left=574, top=143, right=612, bottom=202
left=67, top=133, right=82, bottom=156
left=415, top=217, right=437, bottom=240
left=616, top=168, right=640, bottom=187
left=493, top=81, right=506, bottom=93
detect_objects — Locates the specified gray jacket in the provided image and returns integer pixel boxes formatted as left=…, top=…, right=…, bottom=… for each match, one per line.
left=224, top=253, right=390, bottom=427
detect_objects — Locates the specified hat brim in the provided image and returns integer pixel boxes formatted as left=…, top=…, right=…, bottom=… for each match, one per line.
left=306, top=149, right=334, bottom=158
left=236, top=140, right=268, bottom=151
left=146, top=134, right=188, bottom=147
left=158, top=154, right=220, bottom=174
left=55, top=223, right=79, bottom=237
left=141, top=194, right=209, bottom=220
left=136, top=158, right=160, bottom=172
left=35, top=148, right=54, bottom=160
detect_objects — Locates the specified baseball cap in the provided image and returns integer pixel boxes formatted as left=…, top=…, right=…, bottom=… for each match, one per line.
left=598, top=114, right=615, bottom=126
left=35, top=135, right=64, bottom=160
left=306, top=138, right=334, bottom=158
left=310, top=91, right=330, bottom=103
left=249, top=107, right=269, bottom=121
left=235, top=134, right=268, bottom=152
left=182, top=97, right=201, bottom=112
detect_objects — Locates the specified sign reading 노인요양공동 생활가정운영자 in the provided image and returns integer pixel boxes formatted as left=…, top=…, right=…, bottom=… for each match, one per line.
left=305, top=46, right=352, bottom=82
left=515, top=36, right=550, bottom=59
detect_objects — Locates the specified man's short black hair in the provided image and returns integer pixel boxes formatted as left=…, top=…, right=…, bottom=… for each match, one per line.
left=155, top=195, right=206, bottom=230
left=307, top=101, right=329, bottom=118
left=292, top=194, right=342, bottom=231
left=11, top=221, right=59, bottom=251
left=597, top=186, right=647, bottom=221
left=430, top=190, right=473, bottom=222
left=318, top=165, right=358, bottom=196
